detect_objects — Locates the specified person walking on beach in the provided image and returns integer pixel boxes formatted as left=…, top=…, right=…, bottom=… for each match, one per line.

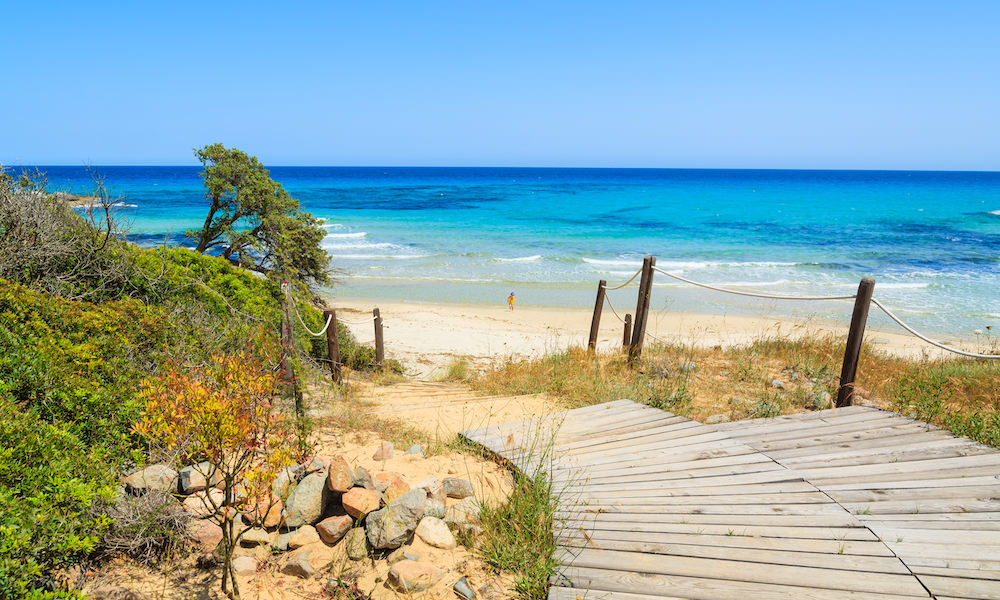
left=507, top=292, right=515, bottom=311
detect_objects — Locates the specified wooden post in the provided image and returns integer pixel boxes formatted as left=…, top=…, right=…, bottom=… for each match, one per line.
left=373, top=308, right=384, bottom=371
left=623, top=314, right=632, bottom=349
left=280, top=294, right=294, bottom=386
left=629, top=255, right=656, bottom=361
left=837, top=277, right=875, bottom=407
left=324, top=309, right=341, bottom=384
left=588, top=280, right=607, bottom=352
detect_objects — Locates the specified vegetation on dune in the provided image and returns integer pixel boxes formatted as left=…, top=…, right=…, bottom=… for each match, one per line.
left=474, top=337, right=1000, bottom=448
left=0, top=163, right=383, bottom=598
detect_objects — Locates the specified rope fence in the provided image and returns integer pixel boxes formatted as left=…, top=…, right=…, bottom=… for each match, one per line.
left=588, top=255, right=999, bottom=408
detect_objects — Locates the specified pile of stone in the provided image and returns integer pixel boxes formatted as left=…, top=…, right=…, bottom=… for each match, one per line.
left=121, top=442, right=485, bottom=594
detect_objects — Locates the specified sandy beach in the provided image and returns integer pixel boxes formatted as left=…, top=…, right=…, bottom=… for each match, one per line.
left=327, top=297, right=964, bottom=378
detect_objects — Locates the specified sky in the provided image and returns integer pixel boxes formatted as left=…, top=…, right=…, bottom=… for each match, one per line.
left=2, top=1, right=998, bottom=170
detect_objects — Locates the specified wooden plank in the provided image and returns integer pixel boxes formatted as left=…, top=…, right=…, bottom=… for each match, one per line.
left=793, top=454, right=1000, bottom=481
left=556, top=536, right=912, bottom=573
left=552, top=449, right=769, bottom=482
left=561, top=548, right=928, bottom=595
left=843, top=499, right=1000, bottom=515
left=821, top=475, right=1000, bottom=491
left=571, top=491, right=832, bottom=507
left=828, top=484, right=1000, bottom=504
left=762, top=428, right=959, bottom=457
left=885, top=542, right=1000, bottom=562
left=562, top=461, right=785, bottom=488
left=781, top=440, right=991, bottom=468
left=559, top=519, right=878, bottom=540
left=578, top=481, right=821, bottom=499
left=557, top=529, right=898, bottom=556
left=561, top=502, right=852, bottom=516
left=710, top=405, right=873, bottom=431
left=560, top=511, right=863, bottom=528
left=555, top=566, right=929, bottom=600
left=809, top=466, right=1000, bottom=488
left=916, top=574, right=1000, bottom=600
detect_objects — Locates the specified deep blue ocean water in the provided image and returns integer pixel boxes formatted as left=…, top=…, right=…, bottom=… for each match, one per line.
left=19, top=166, right=1000, bottom=336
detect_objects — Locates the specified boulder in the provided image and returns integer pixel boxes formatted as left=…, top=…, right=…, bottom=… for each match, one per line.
left=178, top=462, right=219, bottom=494
left=414, top=477, right=447, bottom=503
left=343, top=528, right=368, bottom=560
left=342, top=488, right=380, bottom=518
left=271, top=531, right=292, bottom=552
left=423, top=498, right=446, bottom=519
left=442, top=478, right=474, bottom=499
left=414, top=516, right=456, bottom=549
left=232, top=556, right=257, bottom=575
left=372, top=441, right=394, bottom=461
left=383, top=477, right=410, bottom=505
left=316, top=515, right=353, bottom=544
left=242, top=495, right=283, bottom=528
left=327, top=455, right=353, bottom=492
left=387, top=560, right=445, bottom=592
left=272, top=466, right=297, bottom=498
left=182, top=489, right=225, bottom=518
left=353, top=466, right=375, bottom=490
left=283, top=470, right=328, bottom=528
left=445, top=497, right=480, bottom=526
left=373, top=471, right=398, bottom=493
left=281, top=548, right=314, bottom=578
left=124, top=465, right=177, bottom=495
left=365, top=488, right=426, bottom=549
left=240, top=527, right=270, bottom=547
left=188, top=520, right=223, bottom=551
left=288, top=525, right=320, bottom=549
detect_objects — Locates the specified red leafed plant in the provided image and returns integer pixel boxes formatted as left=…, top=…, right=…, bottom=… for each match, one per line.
left=134, top=334, right=298, bottom=599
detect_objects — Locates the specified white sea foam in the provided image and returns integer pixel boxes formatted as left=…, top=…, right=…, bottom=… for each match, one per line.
left=990, top=210, right=1000, bottom=216
left=112, top=202, right=138, bottom=208
left=496, top=255, right=542, bottom=263
left=876, top=282, right=930, bottom=289
left=653, top=279, right=796, bottom=288
left=323, top=241, right=399, bottom=250
left=582, top=258, right=642, bottom=267
left=327, top=253, right=428, bottom=260
left=324, top=231, right=366, bottom=238
left=322, top=223, right=346, bottom=229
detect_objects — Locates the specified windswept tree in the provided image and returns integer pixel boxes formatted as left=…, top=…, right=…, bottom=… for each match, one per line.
left=189, top=144, right=330, bottom=288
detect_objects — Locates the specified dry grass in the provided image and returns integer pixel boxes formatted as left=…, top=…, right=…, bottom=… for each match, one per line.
left=473, top=335, right=1000, bottom=447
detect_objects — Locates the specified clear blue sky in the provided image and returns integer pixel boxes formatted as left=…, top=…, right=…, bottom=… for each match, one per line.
left=2, top=1, right=998, bottom=169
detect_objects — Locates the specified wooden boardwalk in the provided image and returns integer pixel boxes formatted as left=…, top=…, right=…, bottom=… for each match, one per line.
left=461, top=400, right=1000, bottom=600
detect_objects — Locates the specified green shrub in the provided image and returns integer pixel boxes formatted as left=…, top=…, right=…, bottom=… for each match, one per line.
left=0, top=389, right=113, bottom=600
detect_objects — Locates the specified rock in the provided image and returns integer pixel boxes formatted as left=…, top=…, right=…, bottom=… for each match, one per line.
left=240, top=527, right=270, bottom=547
left=327, top=455, right=353, bottom=493
left=89, top=587, right=148, bottom=600
left=365, top=488, right=426, bottom=549
left=442, top=478, right=475, bottom=499
left=343, top=528, right=368, bottom=560
left=478, top=581, right=505, bottom=600
left=414, top=516, right=456, bottom=549
left=704, top=414, right=730, bottom=425
left=678, top=361, right=697, bottom=373
left=423, top=498, right=446, bottom=519
left=283, top=470, right=328, bottom=527
left=454, top=576, right=476, bottom=600
left=282, top=548, right=314, bottom=578
left=188, top=520, right=223, bottom=551
left=232, top=556, right=257, bottom=575
left=771, top=379, right=785, bottom=389
left=316, top=515, right=353, bottom=544
left=242, top=495, right=283, bottom=528
left=387, top=560, right=445, bottom=592
left=353, top=466, right=375, bottom=490
left=272, top=531, right=292, bottom=552
left=373, top=471, right=398, bottom=492
left=272, top=466, right=297, bottom=498
left=414, top=477, right=447, bottom=503
left=445, top=497, right=481, bottom=526
left=342, top=488, right=380, bottom=518
left=372, top=441, right=394, bottom=461
left=288, top=525, right=320, bottom=549
left=178, top=462, right=219, bottom=494
left=124, top=465, right=177, bottom=494
left=807, top=391, right=833, bottom=410
left=404, top=444, right=425, bottom=456
left=182, top=489, right=225, bottom=518
left=383, top=476, right=410, bottom=505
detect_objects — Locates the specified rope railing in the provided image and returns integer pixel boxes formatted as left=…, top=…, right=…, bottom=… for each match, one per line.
left=871, top=298, right=1000, bottom=360
left=589, top=255, right=998, bottom=409
left=650, top=266, right=857, bottom=302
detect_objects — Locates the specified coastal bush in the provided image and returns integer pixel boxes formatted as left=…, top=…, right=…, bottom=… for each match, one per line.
left=0, top=389, right=113, bottom=600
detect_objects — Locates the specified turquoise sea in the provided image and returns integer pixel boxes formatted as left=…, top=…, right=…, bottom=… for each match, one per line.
left=21, top=166, right=1000, bottom=337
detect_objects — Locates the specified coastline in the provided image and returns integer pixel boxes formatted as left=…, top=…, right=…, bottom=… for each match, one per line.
left=325, top=296, right=969, bottom=379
